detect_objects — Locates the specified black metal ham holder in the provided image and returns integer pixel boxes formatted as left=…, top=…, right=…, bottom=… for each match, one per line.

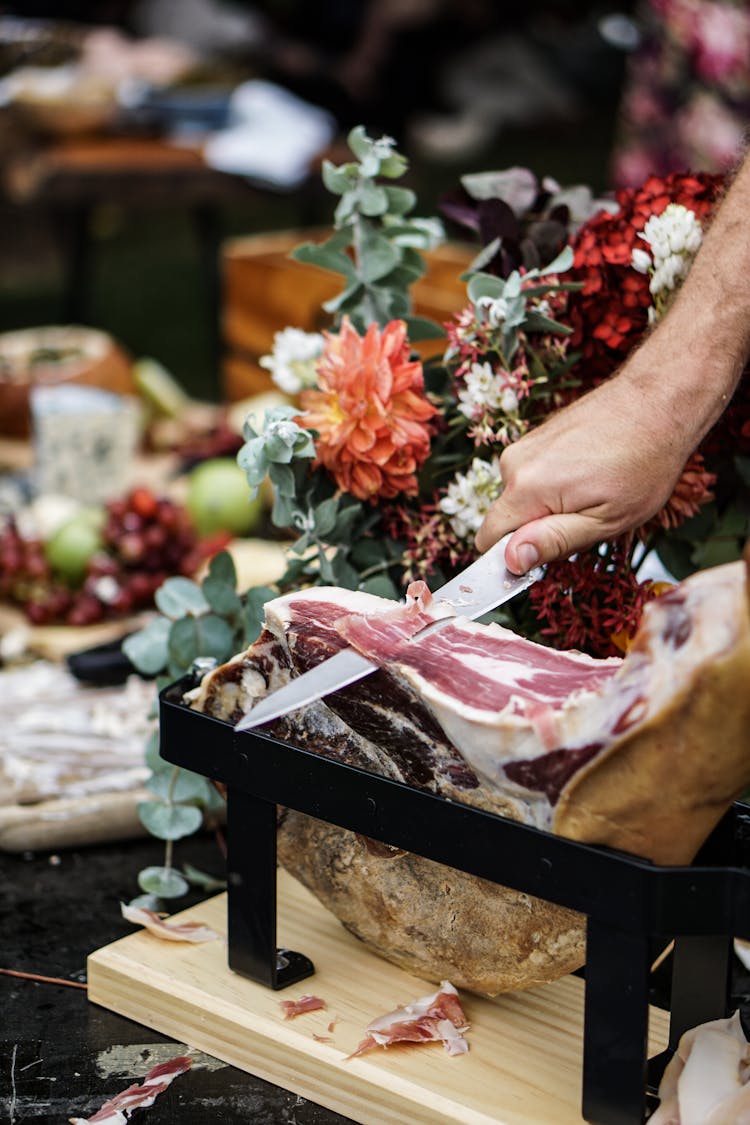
left=161, top=674, right=750, bottom=1125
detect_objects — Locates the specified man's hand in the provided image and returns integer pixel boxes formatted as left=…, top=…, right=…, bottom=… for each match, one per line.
left=475, top=150, right=750, bottom=574
left=475, top=369, right=688, bottom=573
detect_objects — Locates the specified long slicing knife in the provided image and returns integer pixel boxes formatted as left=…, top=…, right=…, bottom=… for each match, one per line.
left=234, top=533, right=543, bottom=731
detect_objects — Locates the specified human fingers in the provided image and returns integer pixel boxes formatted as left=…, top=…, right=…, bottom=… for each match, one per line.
left=503, top=512, right=608, bottom=573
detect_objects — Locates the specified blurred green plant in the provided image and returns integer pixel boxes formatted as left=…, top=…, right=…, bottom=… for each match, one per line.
left=122, top=551, right=274, bottom=908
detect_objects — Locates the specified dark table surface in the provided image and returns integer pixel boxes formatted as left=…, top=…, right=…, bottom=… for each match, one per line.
left=1, top=833, right=354, bottom=1125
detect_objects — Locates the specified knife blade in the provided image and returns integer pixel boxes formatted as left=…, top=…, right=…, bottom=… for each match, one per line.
left=235, top=533, right=542, bottom=731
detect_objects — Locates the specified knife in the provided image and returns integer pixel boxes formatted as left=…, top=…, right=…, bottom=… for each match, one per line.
left=234, top=533, right=543, bottom=731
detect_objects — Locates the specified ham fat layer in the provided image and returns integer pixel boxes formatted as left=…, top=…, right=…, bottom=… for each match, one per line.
left=189, top=559, right=750, bottom=838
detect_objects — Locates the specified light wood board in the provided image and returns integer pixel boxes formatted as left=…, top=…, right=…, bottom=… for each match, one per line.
left=88, top=871, right=670, bottom=1125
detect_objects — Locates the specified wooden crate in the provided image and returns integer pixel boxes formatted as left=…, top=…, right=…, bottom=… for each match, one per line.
left=221, top=231, right=473, bottom=402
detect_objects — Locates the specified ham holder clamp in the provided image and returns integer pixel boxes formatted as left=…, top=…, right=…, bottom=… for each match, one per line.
left=160, top=672, right=750, bottom=1125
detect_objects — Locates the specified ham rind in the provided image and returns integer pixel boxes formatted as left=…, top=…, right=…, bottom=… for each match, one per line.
left=189, top=556, right=750, bottom=993
left=348, top=981, right=469, bottom=1059
left=68, top=1055, right=192, bottom=1124
left=120, top=903, right=220, bottom=943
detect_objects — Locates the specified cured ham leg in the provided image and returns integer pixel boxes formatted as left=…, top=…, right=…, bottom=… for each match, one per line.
left=189, top=556, right=750, bottom=993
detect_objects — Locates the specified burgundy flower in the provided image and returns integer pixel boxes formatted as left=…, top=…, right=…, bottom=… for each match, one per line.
left=529, top=539, right=658, bottom=658
left=567, top=171, right=724, bottom=387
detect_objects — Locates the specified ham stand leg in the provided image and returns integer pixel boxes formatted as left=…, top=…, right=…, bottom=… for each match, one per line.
left=226, top=786, right=314, bottom=989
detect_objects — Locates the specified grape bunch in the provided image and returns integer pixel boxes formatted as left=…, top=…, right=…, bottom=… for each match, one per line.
left=0, top=487, right=224, bottom=627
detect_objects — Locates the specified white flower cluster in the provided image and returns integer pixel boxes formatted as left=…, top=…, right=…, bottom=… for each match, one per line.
left=259, top=327, right=324, bottom=394
left=457, top=362, right=519, bottom=420
left=439, top=456, right=503, bottom=540
left=631, top=203, right=703, bottom=302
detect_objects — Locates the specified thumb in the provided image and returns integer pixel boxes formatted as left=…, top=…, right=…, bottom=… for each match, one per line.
left=504, top=513, right=604, bottom=573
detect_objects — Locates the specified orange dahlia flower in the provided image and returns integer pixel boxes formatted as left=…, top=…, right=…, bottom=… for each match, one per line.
left=299, top=318, right=438, bottom=501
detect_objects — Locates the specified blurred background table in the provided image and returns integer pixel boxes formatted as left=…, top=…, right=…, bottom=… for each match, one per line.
left=1, top=135, right=291, bottom=396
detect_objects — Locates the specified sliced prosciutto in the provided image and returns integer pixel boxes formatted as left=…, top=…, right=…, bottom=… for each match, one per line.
left=68, top=1055, right=192, bottom=1124
left=279, top=994, right=327, bottom=1019
left=348, top=981, right=469, bottom=1059
left=189, top=556, right=750, bottom=994
left=121, top=903, right=220, bottom=943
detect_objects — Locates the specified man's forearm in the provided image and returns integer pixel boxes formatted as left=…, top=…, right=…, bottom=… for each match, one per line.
left=623, top=152, right=750, bottom=449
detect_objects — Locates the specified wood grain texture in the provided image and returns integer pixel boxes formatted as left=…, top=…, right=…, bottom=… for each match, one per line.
left=88, top=870, right=669, bottom=1125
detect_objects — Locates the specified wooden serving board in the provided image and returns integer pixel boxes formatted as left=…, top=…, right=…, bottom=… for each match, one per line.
left=88, top=871, right=670, bottom=1125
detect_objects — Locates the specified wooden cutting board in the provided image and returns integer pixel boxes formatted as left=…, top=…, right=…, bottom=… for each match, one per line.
left=88, top=871, right=670, bottom=1125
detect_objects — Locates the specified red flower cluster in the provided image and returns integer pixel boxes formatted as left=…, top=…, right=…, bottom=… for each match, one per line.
left=568, top=171, right=724, bottom=386
left=529, top=539, right=660, bottom=658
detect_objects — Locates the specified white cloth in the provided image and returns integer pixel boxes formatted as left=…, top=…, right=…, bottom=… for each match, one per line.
left=203, top=79, right=335, bottom=190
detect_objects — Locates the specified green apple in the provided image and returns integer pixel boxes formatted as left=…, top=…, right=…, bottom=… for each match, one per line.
left=45, top=510, right=104, bottom=585
left=187, top=458, right=264, bottom=537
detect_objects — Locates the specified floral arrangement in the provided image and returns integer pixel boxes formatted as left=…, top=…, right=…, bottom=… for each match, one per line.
left=238, top=143, right=749, bottom=659
left=123, top=128, right=750, bottom=905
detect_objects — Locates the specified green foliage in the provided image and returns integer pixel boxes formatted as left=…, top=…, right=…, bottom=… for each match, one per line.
left=291, top=127, right=444, bottom=334
left=125, top=548, right=264, bottom=906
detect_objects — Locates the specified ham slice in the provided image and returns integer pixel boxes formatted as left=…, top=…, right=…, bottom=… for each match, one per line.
left=279, top=994, right=326, bottom=1019
left=189, top=557, right=750, bottom=993
left=68, top=1055, right=192, bottom=1124
left=348, top=981, right=469, bottom=1058
left=120, top=903, right=220, bottom=943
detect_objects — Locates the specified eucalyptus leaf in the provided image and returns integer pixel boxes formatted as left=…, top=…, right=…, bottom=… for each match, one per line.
left=128, top=893, right=164, bottom=912
left=203, top=574, right=242, bottom=617
left=318, top=548, right=335, bottom=583
left=467, top=273, right=506, bottom=304
left=138, top=865, right=190, bottom=898
left=270, top=462, right=296, bottom=498
left=291, top=240, right=355, bottom=277
left=360, top=238, right=400, bottom=283
left=384, top=185, right=416, bottom=215
left=314, top=496, right=339, bottom=538
left=137, top=800, right=203, bottom=840
left=347, top=124, right=370, bottom=160
left=361, top=574, right=399, bottom=599
left=194, top=614, right=236, bottom=661
left=144, top=729, right=164, bottom=773
left=155, top=577, right=209, bottom=619
left=168, top=616, right=199, bottom=671
left=122, top=616, right=170, bottom=676
left=539, top=244, right=574, bottom=275
left=322, top=281, right=363, bottom=315
left=243, top=585, right=276, bottom=645
left=524, top=312, right=574, bottom=335
left=359, top=180, right=388, bottom=216
left=330, top=553, right=360, bottom=589
left=325, top=502, right=363, bottom=544
left=321, top=159, right=354, bottom=195
left=379, top=152, right=409, bottom=178
left=146, top=766, right=214, bottom=804
left=404, top=315, right=446, bottom=341
left=272, top=492, right=296, bottom=528
left=182, top=863, right=227, bottom=892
